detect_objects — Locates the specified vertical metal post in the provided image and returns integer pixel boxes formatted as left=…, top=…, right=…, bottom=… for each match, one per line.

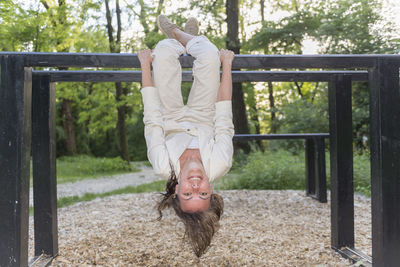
left=306, top=137, right=327, bottom=203
left=0, top=56, right=32, bottom=267
left=369, top=59, right=400, bottom=266
left=305, top=138, right=316, bottom=196
left=315, top=137, right=327, bottom=203
left=329, top=74, right=354, bottom=249
left=32, top=74, right=58, bottom=258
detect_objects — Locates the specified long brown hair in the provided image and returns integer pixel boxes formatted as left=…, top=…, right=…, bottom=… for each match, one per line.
left=157, top=170, right=224, bottom=257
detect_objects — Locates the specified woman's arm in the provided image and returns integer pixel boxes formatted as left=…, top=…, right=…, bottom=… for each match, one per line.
left=217, top=49, right=234, bottom=101
left=138, top=49, right=170, bottom=179
left=209, top=49, right=235, bottom=181
left=138, top=49, right=154, bottom=87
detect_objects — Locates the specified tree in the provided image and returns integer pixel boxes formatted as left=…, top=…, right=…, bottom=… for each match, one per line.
left=0, top=1, right=52, bottom=52
left=40, top=0, right=80, bottom=155
left=104, top=0, right=130, bottom=162
left=260, top=0, right=276, bottom=134
left=226, top=0, right=250, bottom=152
left=133, top=0, right=165, bottom=49
left=315, top=0, right=399, bottom=149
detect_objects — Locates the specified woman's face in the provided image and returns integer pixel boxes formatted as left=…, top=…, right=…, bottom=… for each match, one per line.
left=175, top=160, right=212, bottom=213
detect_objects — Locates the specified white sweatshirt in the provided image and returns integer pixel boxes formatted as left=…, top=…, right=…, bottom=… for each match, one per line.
left=141, top=86, right=234, bottom=182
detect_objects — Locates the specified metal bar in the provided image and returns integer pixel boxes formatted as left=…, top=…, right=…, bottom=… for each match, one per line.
left=32, top=75, right=58, bottom=258
left=233, top=133, right=330, bottom=141
left=28, top=253, right=54, bottom=267
left=0, top=52, right=399, bottom=68
left=333, top=246, right=372, bottom=267
left=32, top=70, right=369, bottom=82
left=315, top=137, right=327, bottom=203
left=328, top=74, right=355, bottom=249
left=369, top=59, right=400, bottom=266
left=0, top=56, right=32, bottom=267
left=230, top=70, right=369, bottom=82
left=305, top=139, right=316, bottom=196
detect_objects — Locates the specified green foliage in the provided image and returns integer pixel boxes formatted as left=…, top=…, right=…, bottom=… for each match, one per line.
left=127, top=112, right=148, bottom=161
left=217, top=149, right=371, bottom=197
left=278, top=98, right=329, bottom=134
left=353, top=152, right=371, bottom=196
left=0, top=1, right=52, bottom=51
left=246, top=0, right=399, bottom=156
left=143, top=31, right=165, bottom=49
left=3, top=0, right=400, bottom=162
left=316, top=0, right=399, bottom=54
left=223, top=150, right=306, bottom=190
left=249, top=10, right=320, bottom=54
left=56, top=155, right=134, bottom=183
left=352, top=83, right=370, bottom=150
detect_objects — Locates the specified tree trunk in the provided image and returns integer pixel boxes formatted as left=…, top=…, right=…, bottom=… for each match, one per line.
left=260, top=0, right=277, bottom=134
left=116, top=82, right=130, bottom=161
left=226, top=0, right=250, bottom=153
left=268, top=81, right=277, bottom=133
left=260, top=0, right=265, bottom=23
left=294, top=82, right=304, bottom=98
left=250, top=105, right=263, bottom=150
left=105, top=0, right=130, bottom=162
left=62, top=100, right=77, bottom=155
left=41, top=0, right=78, bottom=155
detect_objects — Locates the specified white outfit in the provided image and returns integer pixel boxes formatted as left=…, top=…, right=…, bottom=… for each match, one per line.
left=141, top=36, right=234, bottom=182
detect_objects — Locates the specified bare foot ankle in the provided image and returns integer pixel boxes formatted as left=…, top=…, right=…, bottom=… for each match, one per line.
left=172, top=28, right=181, bottom=40
left=172, top=28, right=194, bottom=47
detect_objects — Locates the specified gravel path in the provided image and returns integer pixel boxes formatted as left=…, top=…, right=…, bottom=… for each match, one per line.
left=29, top=163, right=162, bottom=204
left=28, top=190, right=371, bottom=266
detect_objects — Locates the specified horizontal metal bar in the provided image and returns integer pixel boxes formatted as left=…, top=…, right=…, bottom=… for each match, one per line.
left=2, top=52, right=400, bottom=68
left=32, top=70, right=369, bottom=82
left=233, top=133, right=330, bottom=141
left=332, top=246, right=372, bottom=267
left=230, top=70, right=368, bottom=82
left=28, top=253, right=55, bottom=267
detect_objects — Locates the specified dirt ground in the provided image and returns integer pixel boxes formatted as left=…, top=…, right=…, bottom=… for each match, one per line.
left=29, top=190, right=371, bottom=266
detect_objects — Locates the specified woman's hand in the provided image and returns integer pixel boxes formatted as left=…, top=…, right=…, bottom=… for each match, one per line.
left=219, top=49, right=235, bottom=67
left=138, top=49, right=153, bottom=67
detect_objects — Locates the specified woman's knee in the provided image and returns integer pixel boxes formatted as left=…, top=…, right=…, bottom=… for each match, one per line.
left=197, top=49, right=220, bottom=68
left=153, top=39, right=185, bottom=59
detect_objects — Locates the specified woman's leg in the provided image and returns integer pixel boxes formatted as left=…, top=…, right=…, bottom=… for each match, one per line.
left=152, top=38, right=186, bottom=120
left=172, top=28, right=195, bottom=47
left=184, top=35, right=221, bottom=122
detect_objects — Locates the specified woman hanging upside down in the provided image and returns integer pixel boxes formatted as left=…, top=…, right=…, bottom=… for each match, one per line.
left=138, top=14, right=235, bottom=257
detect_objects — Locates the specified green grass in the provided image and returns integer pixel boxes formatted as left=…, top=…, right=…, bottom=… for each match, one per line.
left=353, top=152, right=371, bottom=196
left=30, top=155, right=140, bottom=185
left=57, top=180, right=165, bottom=208
left=56, top=155, right=138, bottom=183
left=29, top=180, right=165, bottom=215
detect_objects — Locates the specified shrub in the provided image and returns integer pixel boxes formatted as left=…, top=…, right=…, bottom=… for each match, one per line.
left=220, top=149, right=371, bottom=197
left=228, top=150, right=305, bottom=190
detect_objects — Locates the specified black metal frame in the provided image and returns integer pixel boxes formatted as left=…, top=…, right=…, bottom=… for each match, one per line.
left=1, top=52, right=399, bottom=267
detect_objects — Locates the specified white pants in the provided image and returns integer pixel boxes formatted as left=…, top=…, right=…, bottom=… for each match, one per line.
left=152, top=36, right=220, bottom=128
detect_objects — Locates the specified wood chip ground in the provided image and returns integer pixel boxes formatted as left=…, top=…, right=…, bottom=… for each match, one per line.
left=28, top=190, right=371, bottom=266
